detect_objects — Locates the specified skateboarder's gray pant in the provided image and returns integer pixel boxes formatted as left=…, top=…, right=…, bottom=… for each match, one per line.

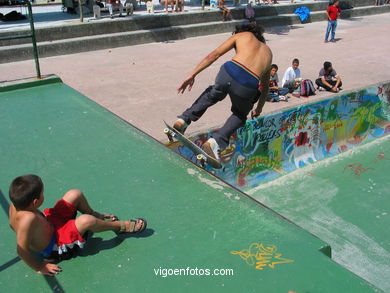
left=178, top=66, right=259, bottom=149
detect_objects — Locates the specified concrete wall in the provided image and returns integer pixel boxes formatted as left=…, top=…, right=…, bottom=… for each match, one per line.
left=166, top=82, right=390, bottom=190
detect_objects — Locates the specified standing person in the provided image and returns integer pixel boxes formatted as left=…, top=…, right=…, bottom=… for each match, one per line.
left=315, top=61, right=342, bottom=92
left=325, top=0, right=342, bottom=43
left=281, top=58, right=301, bottom=93
left=173, top=24, right=272, bottom=162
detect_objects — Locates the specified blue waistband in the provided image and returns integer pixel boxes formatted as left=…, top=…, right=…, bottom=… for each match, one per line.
left=223, top=61, right=259, bottom=89
left=41, top=233, right=57, bottom=257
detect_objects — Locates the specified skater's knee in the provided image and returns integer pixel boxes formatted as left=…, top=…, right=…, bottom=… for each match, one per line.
left=63, top=189, right=83, bottom=205
left=75, top=214, right=96, bottom=233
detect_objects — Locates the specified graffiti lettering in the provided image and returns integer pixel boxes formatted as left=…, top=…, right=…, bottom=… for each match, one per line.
left=231, top=242, right=294, bottom=270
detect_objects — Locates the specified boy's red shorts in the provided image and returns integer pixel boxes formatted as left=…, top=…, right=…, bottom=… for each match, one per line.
left=44, top=199, right=85, bottom=255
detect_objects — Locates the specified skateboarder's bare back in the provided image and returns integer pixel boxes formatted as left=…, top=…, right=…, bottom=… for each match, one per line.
left=174, top=24, right=272, bottom=161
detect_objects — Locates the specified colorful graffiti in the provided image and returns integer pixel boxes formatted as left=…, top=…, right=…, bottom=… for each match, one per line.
left=166, top=82, right=390, bottom=190
left=230, top=242, right=294, bottom=270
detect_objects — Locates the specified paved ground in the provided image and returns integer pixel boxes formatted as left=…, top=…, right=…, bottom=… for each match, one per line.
left=0, top=12, right=389, bottom=141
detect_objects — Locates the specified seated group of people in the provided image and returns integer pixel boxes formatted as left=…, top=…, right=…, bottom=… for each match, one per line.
left=266, top=58, right=343, bottom=102
left=103, top=0, right=184, bottom=17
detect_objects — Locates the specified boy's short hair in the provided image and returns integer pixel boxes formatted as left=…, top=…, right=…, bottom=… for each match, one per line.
left=233, top=23, right=266, bottom=44
left=271, top=64, right=278, bottom=70
left=324, top=61, right=332, bottom=70
left=9, top=174, right=43, bottom=210
left=292, top=58, right=299, bottom=64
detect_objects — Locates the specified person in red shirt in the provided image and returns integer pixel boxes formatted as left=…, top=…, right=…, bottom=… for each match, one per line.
left=325, top=0, right=341, bottom=42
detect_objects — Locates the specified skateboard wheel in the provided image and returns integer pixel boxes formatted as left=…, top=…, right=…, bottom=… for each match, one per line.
left=196, top=154, right=203, bottom=160
left=164, top=128, right=174, bottom=143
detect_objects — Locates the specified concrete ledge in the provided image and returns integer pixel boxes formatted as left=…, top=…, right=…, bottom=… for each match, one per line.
left=1, top=5, right=389, bottom=63
left=0, top=1, right=332, bottom=46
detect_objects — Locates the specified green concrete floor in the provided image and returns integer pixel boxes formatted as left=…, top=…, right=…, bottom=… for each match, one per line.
left=249, top=136, right=390, bottom=292
left=0, top=78, right=381, bottom=292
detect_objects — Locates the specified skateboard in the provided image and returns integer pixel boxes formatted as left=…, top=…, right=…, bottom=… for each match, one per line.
left=163, top=121, right=222, bottom=169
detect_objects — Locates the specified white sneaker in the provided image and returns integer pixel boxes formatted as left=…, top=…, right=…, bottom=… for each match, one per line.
left=279, top=95, right=288, bottom=102
left=318, top=86, right=325, bottom=91
left=202, top=138, right=220, bottom=161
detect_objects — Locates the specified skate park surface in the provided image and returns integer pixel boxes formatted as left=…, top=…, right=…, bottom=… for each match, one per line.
left=0, top=75, right=384, bottom=293
left=166, top=81, right=390, bottom=291
left=0, top=8, right=389, bottom=293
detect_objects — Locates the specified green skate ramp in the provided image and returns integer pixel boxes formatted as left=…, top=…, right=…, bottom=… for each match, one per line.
left=0, top=77, right=380, bottom=292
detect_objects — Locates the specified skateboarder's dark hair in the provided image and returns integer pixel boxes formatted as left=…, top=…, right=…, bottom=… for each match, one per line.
left=233, top=23, right=266, bottom=43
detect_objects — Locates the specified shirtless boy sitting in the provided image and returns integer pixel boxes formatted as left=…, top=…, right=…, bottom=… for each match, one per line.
left=8, top=174, right=147, bottom=276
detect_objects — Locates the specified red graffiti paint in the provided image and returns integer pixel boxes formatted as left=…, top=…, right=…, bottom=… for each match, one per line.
left=338, top=144, right=348, bottom=153
left=342, top=163, right=374, bottom=178
left=295, top=132, right=308, bottom=146
left=326, top=142, right=333, bottom=153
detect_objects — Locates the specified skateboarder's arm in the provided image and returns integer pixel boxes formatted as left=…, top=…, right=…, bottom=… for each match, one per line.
left=191, top=35, right=237, bottom=78
left=178, top=35, right=237, bottom=94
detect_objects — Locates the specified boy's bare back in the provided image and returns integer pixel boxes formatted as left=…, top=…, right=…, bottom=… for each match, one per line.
left=9, top=204, right=54, bottom=252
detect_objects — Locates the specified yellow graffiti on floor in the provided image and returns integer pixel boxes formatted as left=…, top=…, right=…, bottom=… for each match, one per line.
left=231, top=242, right=294, bottom=270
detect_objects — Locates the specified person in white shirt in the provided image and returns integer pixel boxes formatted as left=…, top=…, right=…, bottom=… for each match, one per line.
left=282, top=58, right=301, bottom=92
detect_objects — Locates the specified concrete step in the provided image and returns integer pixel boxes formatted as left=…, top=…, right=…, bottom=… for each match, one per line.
left=0, top=2, right=329, bottom=46
left=1, top=4, right=389, bottom=63
left=0, top=0, right=380, bottom=47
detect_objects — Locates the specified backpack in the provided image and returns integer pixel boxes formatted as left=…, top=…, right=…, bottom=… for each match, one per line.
left=299, top=79, right=316, bottom=97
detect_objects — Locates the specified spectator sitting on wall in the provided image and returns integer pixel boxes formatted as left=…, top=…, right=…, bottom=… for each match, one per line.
left=218, top=0, right=231, bottom=21
left=281, top=58, right=301, bottom=93
left=106, top=0, right=124, bottom=18
left=266, top=64, right=290, bottom=102
left=161, top=0, right=175, bottom=12
left=315, top=61, right=342, bottom=93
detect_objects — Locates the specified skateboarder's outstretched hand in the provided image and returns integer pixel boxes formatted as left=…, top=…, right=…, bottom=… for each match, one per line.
left=178, top=75, right=195, bottom=94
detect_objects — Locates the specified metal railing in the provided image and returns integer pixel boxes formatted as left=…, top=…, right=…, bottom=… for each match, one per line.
left=0, top=0, right=41, bottom=78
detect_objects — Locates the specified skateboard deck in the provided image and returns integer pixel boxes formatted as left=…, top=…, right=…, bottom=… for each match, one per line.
left=163, top=121, right=222, bottom=169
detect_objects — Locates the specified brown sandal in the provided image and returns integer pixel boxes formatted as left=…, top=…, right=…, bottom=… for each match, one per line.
left=118, top=218, right=147, bottom=234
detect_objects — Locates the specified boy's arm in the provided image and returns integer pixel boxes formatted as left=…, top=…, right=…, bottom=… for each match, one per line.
left=17, top=215, right=62, bottom=276
left=282, top=68, right=291, bottom=85
left=177, top=34, right=237, bottom=94
left=321, top=76, right=333, bottom=89
left=252, top=68, right=271, bottom=118
left=326, top=9, right=331, bottom=20
left=334, top=75, right=341, bottom=89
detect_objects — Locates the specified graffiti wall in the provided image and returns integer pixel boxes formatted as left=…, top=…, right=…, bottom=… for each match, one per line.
left=166, top=82, right=390, bottom=190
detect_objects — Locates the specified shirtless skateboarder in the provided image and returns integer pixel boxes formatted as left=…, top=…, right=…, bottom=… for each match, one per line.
left=174, top=23, right=273, bottom=162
